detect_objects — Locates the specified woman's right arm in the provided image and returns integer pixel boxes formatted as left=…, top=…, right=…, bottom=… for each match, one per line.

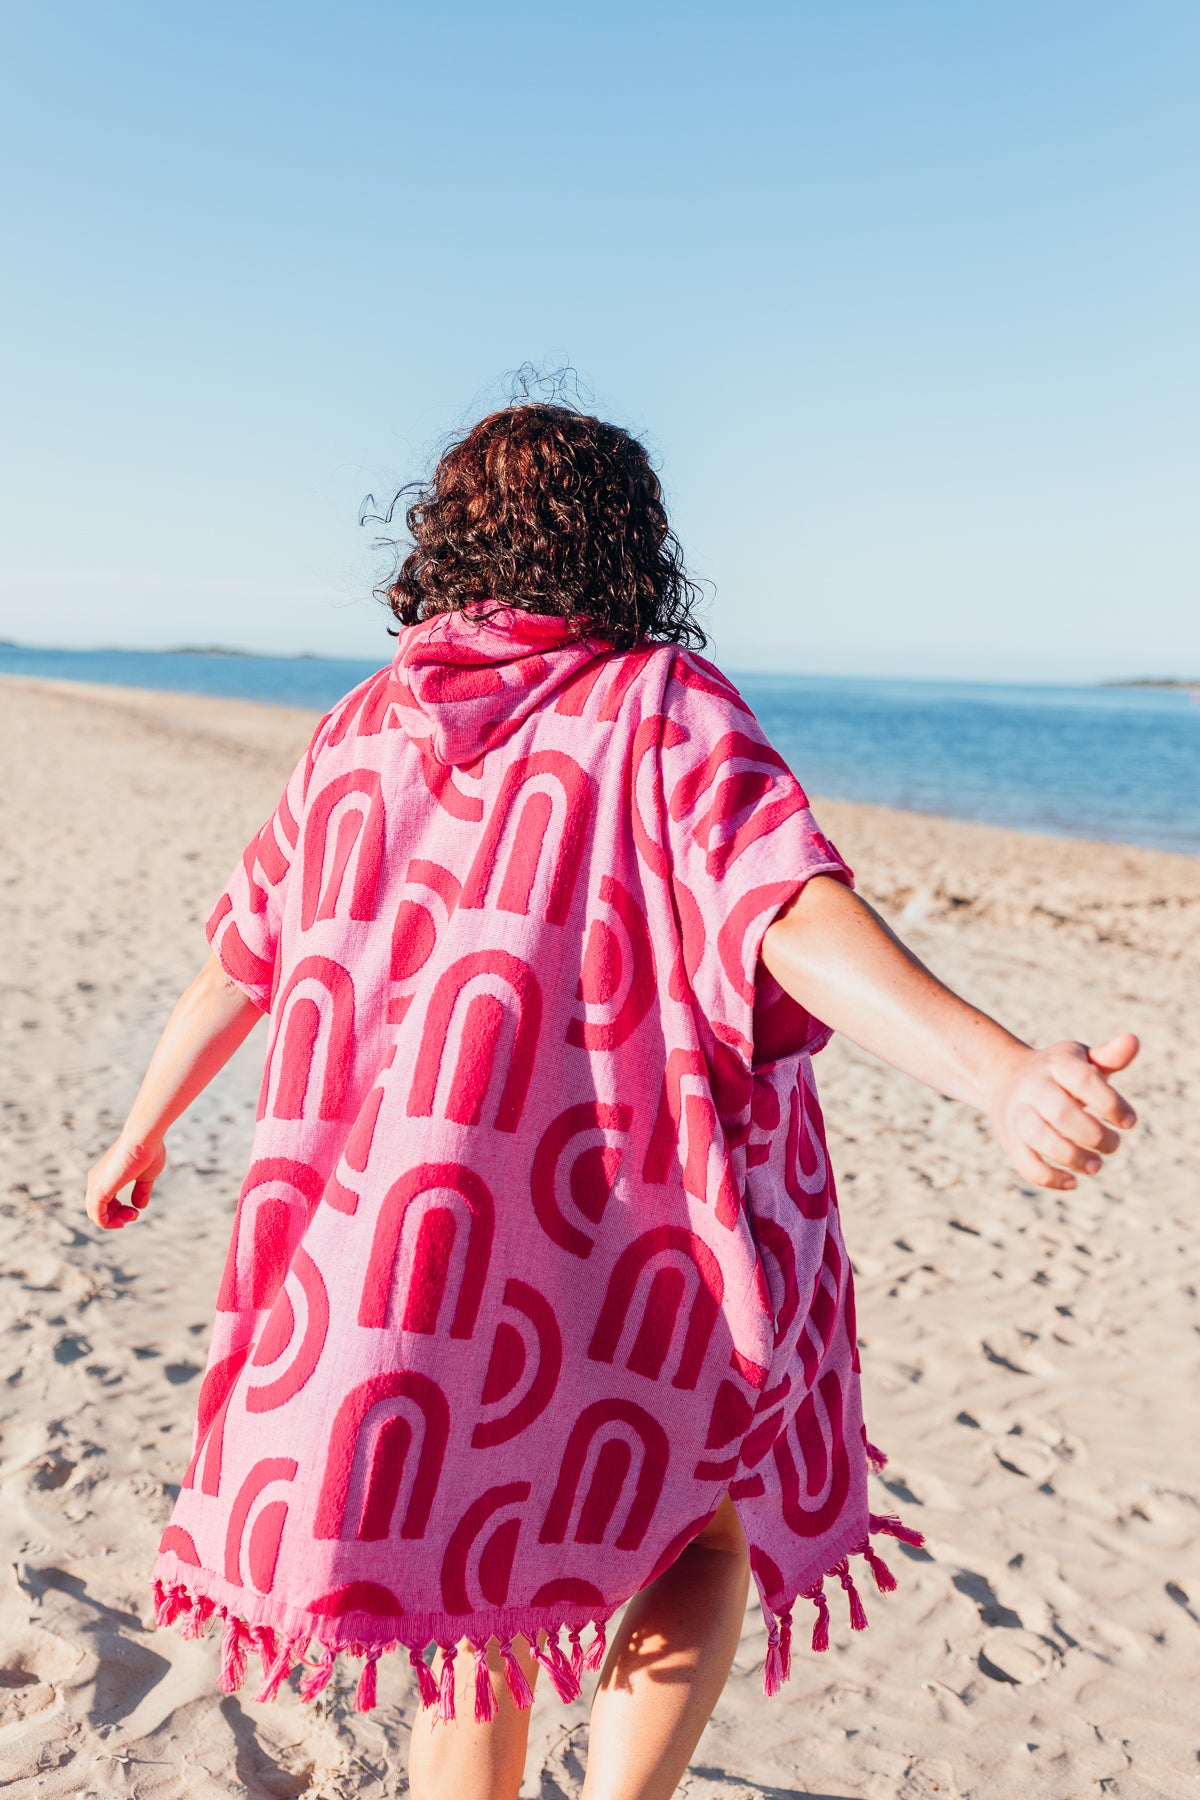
left=84, top=954, right=262, bottom=1230
left=760, top=873, right=1138, bottom=1190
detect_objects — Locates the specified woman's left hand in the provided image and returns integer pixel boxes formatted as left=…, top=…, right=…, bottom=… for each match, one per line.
left=81, top=953, right=261, bottom=1233
left=85, top=1135, right=167, bottom=1229
left=981, top=1034, right=1140, bottom=1191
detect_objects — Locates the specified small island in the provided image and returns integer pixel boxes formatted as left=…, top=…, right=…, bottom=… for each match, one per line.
left=1101, top=677, right=1200, bottom=690
left=169, top=644, right=253, bottom=658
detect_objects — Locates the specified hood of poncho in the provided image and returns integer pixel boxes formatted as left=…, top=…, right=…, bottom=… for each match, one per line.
left=392, top=605, right=609, bottom=767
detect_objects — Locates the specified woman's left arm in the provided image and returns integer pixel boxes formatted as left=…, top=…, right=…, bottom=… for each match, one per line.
left=85, top=955, right=263, bottom=1230
left=761, top=873, right=1139, bottom=1191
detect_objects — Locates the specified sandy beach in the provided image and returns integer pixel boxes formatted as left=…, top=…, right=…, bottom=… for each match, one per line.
left=0, top=672, right=1196, bottom=1800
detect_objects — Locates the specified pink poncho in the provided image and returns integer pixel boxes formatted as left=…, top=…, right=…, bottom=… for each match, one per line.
left=152, top=606, right=920, bottom=1718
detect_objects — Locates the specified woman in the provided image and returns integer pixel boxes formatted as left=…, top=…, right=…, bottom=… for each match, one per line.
left=86, top=401, right=1138, bottom=1800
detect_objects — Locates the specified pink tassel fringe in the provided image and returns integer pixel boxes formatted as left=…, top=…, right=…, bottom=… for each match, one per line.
left=777, top=1606, right=792, bottom=1684
left=862, top=1542, right=898, bottom=1593
left=179, top=1595, right=215, bottom=1641
left=500, top=1638, right=535, bottom=1710
left=805, top=1579, right=831, bottom=1653
left=472, top=1641, right=498, bottom=1724
left=153, top=1581, right=187, bottom=1629
left=410, top=1645, right=440, bottom=1709
left=355, top=1650, right=379, bottom=1713
left=254, top=1637, right=298, bottom=1705
left=300, top=1645, right=337, bottom=1703
left=763, top=1625, right=786, bottom=1698
left=869, top=1509, right=926, bottom=1548
left=833, top=1559, right=869, bottom=1631
left=154, top=1506, right=917, bottom=1719
left=218, top=1618, right=250, bottom=1693
left=436, top=1643, right=457, bottom=1722
left=583, top=1621, right=607, bottom=1671
left=530, top=1631, right=581, bottom=1704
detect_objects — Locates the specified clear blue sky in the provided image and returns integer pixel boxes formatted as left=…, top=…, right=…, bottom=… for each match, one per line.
left=2, top=2, right=1196, bottom=679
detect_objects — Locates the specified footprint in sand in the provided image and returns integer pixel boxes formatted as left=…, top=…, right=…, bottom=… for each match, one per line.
left=0, top=1628, right=87, bottom=1742
left=30, top=1449, right=75, bottom=1490
left=978, top=1628, right=1062, bottom=1685
left=0, top=1662, right=59, bottom=1740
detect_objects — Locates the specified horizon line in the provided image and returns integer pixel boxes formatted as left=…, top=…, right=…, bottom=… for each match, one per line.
left=0, top=636, right=1195, bottom=691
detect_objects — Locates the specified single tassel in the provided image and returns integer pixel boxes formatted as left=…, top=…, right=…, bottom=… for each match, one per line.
left=437, top=1644, right=458, bottom=1722
left=869, top=1510, right=925, bottom=1549
left=472, top=1641, right=498, bottom=1724
left=762, top=1623, right=786, bottom=1698
left=550, top=1631, right=581, bottom=1697
left=154, top=1582, right=186, bottom=1628
left=218, top=1617, right=250, bottom=1693
left=180, top=1596, right=215, bottom=1641
left=499, top=1638, right=535, bottom=1710
left=254, top=1639, right=297, bottom=1705
left=531, top=1632, right=581, bottom=1704
left=865, top=1439, right=888, bottom=1473
left=805, top=1581, right=830, bottom=1653
left=862, top=1542, right=898, bottom=1593
left=255, top=1626, right=279, bottom=1677
left=582, top=1620, right=607, bottom=1672
left=300, top=1645, right=337, bottom=1703
left=410, top=1645, right=440, bottom=1710
left=834, top=1559, right=868, bottom=1631
left=355, top=1649, right=379, bottom=1713
left=777, top=1607, right=793, bottom=1685
left=566, top=1627, right=585, bottom=1684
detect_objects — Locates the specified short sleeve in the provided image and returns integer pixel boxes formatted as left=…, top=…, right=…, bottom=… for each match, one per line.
left=205, top=721, right=324, bottom=1011
left=661, top=654, right=853, bottom=1067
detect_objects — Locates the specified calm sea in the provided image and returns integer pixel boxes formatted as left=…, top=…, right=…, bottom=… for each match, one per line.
left=2, top=642, right=1197, bottom=856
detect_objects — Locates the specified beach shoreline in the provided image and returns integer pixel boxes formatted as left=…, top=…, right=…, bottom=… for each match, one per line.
left=4, top=668, right=1199, bottom=876
left=0, top=676, right=1196, bottom=1799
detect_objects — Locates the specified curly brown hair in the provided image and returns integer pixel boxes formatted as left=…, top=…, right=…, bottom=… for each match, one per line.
left=377, top=403, right=707, bottom=652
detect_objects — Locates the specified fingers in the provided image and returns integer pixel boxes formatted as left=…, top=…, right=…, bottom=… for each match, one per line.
left=1036, top=1088, right=1121, bottom=1156
left=86, top=1180, right=134, bottom=1231
left=1021, top=1110, right=1102, bottom=1177
left=1087, top=1032, right=1140, bottom=1075
left=84, top=1140, right=165, bottom=1230
left=1008, top=1139, right=1078, bottom=1191
left=1005, top=1035, right=1141, bottom=1190
left=1053, top=1044, right=1138, bottom=1129
left=128, top=1141, right=167, bottom=1212
left=129, top=1179, right=155, bottom=1211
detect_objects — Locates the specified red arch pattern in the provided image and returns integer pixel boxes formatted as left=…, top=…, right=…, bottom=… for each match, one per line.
left=313, top=1369, right=450, bottom=1542
left=358, top=1162, right=495, bottom=1335
left=161, top=621, right=881, bottom=1694
left=406, top=950, right=542, bottom=1132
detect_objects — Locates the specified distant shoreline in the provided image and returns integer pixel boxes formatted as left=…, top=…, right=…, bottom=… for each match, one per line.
left=0, top=639, right=1197, bottom=688
left=3, top=666, right=1197, bottom=859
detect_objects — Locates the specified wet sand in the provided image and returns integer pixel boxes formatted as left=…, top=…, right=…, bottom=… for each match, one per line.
left=0, top=674, right=1196, bottom=1799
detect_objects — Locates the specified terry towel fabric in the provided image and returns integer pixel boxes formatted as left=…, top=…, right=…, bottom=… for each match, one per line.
left=152, top=604, right=921, bottom=1718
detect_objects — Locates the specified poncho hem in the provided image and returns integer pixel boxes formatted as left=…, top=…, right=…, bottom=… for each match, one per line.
left=150, top=1507, right=924, bottom=1717
left=755, top=1509, right=927, bottom=1697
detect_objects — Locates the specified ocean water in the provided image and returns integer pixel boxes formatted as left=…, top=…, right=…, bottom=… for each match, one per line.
left=2, top=642, right=1197, bottom=855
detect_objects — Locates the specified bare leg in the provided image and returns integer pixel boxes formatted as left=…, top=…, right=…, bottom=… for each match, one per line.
left=407, top=1636, right=539, bottom=1800
left=582, top=1494, right=750, bottom=1800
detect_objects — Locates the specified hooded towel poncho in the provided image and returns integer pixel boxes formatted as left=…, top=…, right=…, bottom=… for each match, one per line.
left=152, top=606, right=920, bottom=1718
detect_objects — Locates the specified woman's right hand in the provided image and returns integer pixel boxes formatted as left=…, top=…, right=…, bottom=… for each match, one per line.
left=85, top=1134, right=167, bottom=1230
left=981, top=1034, right=1140, bottom=1190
